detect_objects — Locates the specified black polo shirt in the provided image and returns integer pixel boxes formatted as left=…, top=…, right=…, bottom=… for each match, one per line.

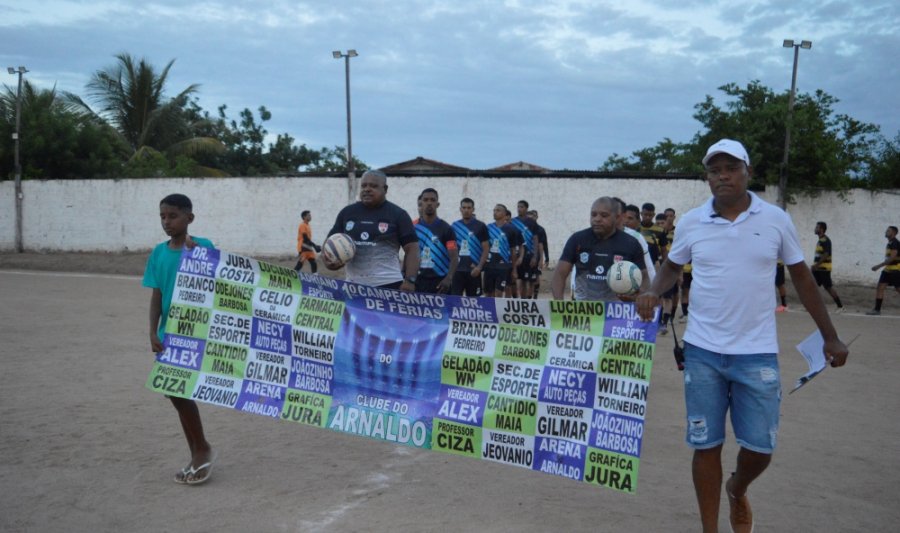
left=559, top=228, right=646, bottom=301
left=329, top=200, right=417, bottom=287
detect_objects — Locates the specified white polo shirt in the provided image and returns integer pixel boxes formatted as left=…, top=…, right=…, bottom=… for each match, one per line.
left=668, top=192, right=804, bottom=354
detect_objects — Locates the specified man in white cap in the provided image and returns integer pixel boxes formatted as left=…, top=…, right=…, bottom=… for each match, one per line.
left=636, top=139, right=849, bottom=533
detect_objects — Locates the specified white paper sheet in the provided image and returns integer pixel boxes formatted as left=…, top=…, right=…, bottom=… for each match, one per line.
left=790, top=331, right=828, bottom=394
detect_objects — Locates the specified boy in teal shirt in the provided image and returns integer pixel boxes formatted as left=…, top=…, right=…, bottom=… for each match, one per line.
left=142, top=194, right=217, bottom=484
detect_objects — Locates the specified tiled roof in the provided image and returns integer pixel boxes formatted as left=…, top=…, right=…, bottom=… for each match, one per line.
left=379, top=156, right=471, bottom=173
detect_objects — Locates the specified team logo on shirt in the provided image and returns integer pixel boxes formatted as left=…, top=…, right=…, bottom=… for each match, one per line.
left=580, top=252, right=589, bottom=264
left=361, top=232, right=370, bottom=240
left=379, top=222, right=389, bottom=233
left=431, top=235, right=439, bottom=243
left=595, top=265, right=605, bottom=275
left=614, top=255, right=623, bottom=262
left=345, top=221, right=355, bottom=231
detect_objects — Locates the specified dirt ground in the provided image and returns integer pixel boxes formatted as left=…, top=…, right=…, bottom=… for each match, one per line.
left=1, top=254, right=897, bottom=532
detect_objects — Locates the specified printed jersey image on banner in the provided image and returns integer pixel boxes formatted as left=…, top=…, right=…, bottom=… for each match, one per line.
left=147, top=247, right=660, bottom=494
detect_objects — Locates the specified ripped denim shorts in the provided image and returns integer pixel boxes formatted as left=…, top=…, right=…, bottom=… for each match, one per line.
left=682, top=342, right=781, bottom=454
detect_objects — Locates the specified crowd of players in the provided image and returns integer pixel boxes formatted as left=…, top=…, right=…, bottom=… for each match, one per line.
left=295, top=169, right=900, bottom=321
left=294, top=170, right=692, bottom=333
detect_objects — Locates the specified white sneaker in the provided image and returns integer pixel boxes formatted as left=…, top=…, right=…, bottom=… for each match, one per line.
left=678, top=315, right=687, bottom=324
left=835, top=307, right=846, bottom=314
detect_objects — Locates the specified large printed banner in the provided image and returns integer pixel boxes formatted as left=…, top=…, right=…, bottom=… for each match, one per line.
left=147, top=247, right=660, bottom=494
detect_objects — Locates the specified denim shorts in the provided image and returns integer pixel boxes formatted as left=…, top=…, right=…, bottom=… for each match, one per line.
left=682, top=342, right=781, bottom=454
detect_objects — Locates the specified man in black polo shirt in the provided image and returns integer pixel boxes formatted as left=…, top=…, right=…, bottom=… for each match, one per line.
left=551, top=197, right=648, bottom=301
left=414, top=188, right=458, bottom=294
left=451, top=197, right=490, bottom=296
left=325, top=170, right=419, bottom=290
left=512, top=200, right=542, bottom=299
left=483, top=204, right=522, bottom=298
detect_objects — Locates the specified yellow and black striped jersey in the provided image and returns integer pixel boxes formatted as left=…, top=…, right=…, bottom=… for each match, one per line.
left=814, top=236, right=832, bottom=271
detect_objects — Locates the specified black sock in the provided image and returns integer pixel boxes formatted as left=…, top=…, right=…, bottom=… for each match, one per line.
left=781, top=295, right=787, bottom=307
left=834, top=297, right=843, bottom=308
left=662, top=312, right=670, bottom=325
left=310, top=259, right=318, bottom=274
left=294, top=261, right=303, bottom=271
left=681, top=303, right=688, bottom=315
left=875, top=298, right=883, bottom=311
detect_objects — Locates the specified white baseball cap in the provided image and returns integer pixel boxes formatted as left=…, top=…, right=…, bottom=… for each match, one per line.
left=702, top=139, right=751, bottom=166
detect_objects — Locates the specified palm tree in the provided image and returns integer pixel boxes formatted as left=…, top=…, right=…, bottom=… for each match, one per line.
left=1, top=81, right=122, bottom=179
left=65, top=53, right=227, bottom=176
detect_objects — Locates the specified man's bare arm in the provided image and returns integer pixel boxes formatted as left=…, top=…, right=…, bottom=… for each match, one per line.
left=551, top=260, right=574, bottom=300
left=636, top=258, right=682, bottom=321
left=149, top=288, right=164, bottom=352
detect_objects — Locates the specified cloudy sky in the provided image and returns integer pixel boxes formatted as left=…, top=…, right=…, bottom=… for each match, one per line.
left=2, top=0, right=898, bottom=170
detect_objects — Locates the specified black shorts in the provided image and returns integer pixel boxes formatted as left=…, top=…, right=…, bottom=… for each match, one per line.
left=879, top=270, right=900, bottom=288
left=682, top=272, right=693, bottom=289
left=415, top=276, right=445, bottom=294
left=517, top=254, right=537, bottom=281
left=813, top=270, right=833, bottom=289
left=377, top=281, right=403, bottom=290
left=483, top=268, right=509, bottom=294
left=775, top=264, right=785, bottom=286
left=451, top=271, right=482, bottom=296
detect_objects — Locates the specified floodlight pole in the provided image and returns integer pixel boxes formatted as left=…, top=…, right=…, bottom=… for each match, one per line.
left=778, top=41, right=810, bottom=210
left=333, top=50, right=358, bottom=204
left=8, top=66, right=27, bottom=252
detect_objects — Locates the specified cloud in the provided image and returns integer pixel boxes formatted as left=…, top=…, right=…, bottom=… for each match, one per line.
left=2, top=0, right=899, bottom=169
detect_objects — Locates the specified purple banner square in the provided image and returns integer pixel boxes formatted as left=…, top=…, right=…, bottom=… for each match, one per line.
left=532, top=436, right=588, bottom=480
left=539, top=367, right=595, bottom=408
left=435, top=384, right=488, bottom=426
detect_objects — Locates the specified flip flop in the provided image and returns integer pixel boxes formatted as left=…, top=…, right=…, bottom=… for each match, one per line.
left=174, top=463, right=192, bottom=484
left=185, top=451, right=219, bottom=485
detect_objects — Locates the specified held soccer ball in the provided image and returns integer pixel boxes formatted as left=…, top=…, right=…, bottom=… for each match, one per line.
left=323, top=233, right=356, bottom=264
left=608, top=261, right=642, bottom=295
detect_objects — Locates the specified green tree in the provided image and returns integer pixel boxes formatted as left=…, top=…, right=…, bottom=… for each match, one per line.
left=601, top=81, right=882, bottom=196
left=65, top=53, right=226, bottom=176
left=868, top=132, right=900, bottom=189
left=302, top=146, right=370, bottom=173
left=218, top=105, right=275, bottom=176
left=600, top=138, right=698, bottom=173
left=0, top=81, right=122, bottom=180
left=184, top=100, right=328, bottom=176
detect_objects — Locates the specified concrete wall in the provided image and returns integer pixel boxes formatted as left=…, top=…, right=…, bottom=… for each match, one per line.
left=1, top=177, right=897, bottom=285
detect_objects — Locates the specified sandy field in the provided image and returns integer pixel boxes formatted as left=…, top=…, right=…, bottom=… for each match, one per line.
left=1, top=253, right=897, bottom=532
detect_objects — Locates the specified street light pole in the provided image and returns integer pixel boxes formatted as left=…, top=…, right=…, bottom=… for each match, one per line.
left=333, top=50, right=358, bottom=204
left=7, top=66, right=28, bottom=252
left=778, top=40, right=811, bottom=210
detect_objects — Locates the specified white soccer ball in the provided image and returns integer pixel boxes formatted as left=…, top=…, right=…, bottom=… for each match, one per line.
left=608, top=260, right=642, bottom=295
left=323, top=233, right=356, bottom=264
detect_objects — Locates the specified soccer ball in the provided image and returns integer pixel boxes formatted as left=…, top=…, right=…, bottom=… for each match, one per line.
left=608, top=261, right=642, bottom=295
left=323, top=233, right=356, bottom=264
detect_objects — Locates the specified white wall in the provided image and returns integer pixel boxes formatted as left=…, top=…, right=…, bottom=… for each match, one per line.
left=2, top=176, right=897, bottom=285
left=0, top=182, right=15, bottom=249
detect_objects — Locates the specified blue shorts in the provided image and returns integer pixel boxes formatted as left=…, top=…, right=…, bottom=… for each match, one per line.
left=682, top=342, right=781, bottom=454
